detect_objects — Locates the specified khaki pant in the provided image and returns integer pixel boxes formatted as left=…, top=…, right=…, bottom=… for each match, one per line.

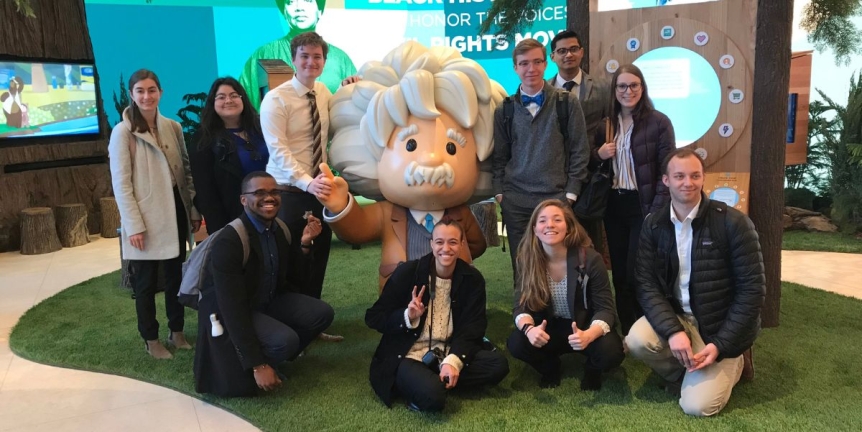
left=626, top=315, right=743, bottom=416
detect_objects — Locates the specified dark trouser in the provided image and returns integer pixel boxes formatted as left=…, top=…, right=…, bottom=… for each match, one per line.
left=577, top=216, right=606, bottom=255
left=394, top=350, right=509, bottom=412
left=604, top=190, right=645, bottom=334
left=252, top=292, right=335, bottom=365
left=277, top=189, right=332, bottom=299
left=507, top=317, right=624, bottom=377
left=130, top=187, right=187, bottom=341
left=500, top=198, right=536, bottom=287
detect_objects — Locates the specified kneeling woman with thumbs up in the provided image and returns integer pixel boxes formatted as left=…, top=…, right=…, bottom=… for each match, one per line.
left=507, top=199, right=625, bottom=389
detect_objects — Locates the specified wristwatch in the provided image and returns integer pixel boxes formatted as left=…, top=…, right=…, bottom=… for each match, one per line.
left=301, top=240, right=313, bottom=249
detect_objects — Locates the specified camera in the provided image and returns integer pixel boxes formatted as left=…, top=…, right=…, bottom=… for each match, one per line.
left=421, top=347, right=444, bottom=372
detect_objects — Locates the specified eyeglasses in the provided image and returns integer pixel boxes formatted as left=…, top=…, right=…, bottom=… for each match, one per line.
left=554, top=46, right=582, bottom=56
left=215, top=93, right=242, bottom=102
left=241, top=189, right=281, bottom=199
left=516, top=59, right=546, bottom=68
left=615, top=83, right=642, bottom=93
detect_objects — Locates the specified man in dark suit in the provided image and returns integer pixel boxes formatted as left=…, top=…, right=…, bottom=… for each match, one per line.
left=365, top=220, right=509, bottom=412
left=547, top=30, right=610, bottom=142
left=547, top=30, right=611, bottom=253
left=193, top=171, right=335, bottom=397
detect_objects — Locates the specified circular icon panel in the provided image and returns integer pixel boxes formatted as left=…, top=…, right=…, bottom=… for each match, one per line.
left=710, top=187, right=740, bottom=207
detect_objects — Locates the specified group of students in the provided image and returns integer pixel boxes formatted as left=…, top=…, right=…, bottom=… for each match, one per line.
left=108, top=30, right=765, bottom=418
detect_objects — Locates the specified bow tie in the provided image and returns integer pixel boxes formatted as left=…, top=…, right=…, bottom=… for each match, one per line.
left=521, top=93, right=545, bottom=107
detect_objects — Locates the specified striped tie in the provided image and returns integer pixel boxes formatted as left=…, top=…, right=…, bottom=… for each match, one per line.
left=306, top=90, right=322, bottom=177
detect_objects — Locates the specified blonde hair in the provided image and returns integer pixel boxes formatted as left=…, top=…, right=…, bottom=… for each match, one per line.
left=516, top=199, right=592, bottom=312
left=327, top=41, right=507, bottom=201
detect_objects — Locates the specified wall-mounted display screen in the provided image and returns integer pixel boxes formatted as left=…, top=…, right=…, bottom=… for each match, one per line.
left=0, top=61, right=99, bottom=139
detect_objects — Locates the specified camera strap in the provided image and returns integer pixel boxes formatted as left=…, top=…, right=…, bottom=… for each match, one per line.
left=426, top=261, right=450, bottom=356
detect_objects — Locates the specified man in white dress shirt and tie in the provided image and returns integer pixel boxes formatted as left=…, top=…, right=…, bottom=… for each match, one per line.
left=260, top=31, right=349, bottom=341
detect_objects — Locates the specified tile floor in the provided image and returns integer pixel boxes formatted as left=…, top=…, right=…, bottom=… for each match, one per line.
left=0, top=238, right=859, bottom=431
left=0, top=236, right=257, bottom=432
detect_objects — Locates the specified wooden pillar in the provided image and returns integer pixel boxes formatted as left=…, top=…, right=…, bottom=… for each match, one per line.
left=568, top=0, right=592, bottom=73
left=751, top=0, right=793, bottom=328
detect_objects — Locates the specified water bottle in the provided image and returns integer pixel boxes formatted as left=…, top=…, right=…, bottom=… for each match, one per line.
left=210, top=313, right=224, bottom=337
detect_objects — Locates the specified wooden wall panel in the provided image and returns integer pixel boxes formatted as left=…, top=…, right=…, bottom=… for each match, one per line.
left=786, top=51, right=812, bottom=166
left=590, top=0, right=757, bottom=213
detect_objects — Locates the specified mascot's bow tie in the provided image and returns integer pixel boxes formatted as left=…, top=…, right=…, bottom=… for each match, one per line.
left=521, top=93, right=545, bottom=107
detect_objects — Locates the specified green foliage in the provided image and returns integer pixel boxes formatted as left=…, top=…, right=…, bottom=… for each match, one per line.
left=819, top=72, right=862, bottom=232
left=9, top=240, right=862, bottom=431
left=801, top=0, right=862, bottom=66
left=785, top=100, right=834, bottom=195
left=785, top=188, right=817, bottom=210
left=477, top=0, right=544, bottom=40
left=112, top=73, right=128, bottom=126
left=176, top=92, right=207, bottom=145
left=14, top=0, right=35, bottom=18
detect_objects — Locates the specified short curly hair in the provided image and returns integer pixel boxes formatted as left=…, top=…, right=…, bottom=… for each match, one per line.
left=328, top=41, right=507, bottom=201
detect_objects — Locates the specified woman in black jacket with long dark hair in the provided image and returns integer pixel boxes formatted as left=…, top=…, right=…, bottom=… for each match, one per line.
left=592, top=64, right=675, bottom=335
left=190, top=77, right=268, bottom=234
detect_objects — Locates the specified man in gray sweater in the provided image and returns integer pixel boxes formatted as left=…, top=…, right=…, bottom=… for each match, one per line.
left=492, top=38, right=591, bottom=284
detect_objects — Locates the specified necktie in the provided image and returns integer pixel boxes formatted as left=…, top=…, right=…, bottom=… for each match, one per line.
left=521, top=93, right=545, bottom=107
left=424, top=214, right=434, bottom=233
left=563, top=81, right=577, bottom=92
left=306, top=90, right=323, bottom=177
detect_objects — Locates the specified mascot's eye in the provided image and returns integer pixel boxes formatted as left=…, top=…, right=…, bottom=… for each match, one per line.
left=406, top=139, right=417, bottom=152
left=446, top=142, right=457, bottom=155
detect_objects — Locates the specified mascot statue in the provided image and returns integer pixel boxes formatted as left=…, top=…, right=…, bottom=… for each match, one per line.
left=317, top=41, right=507, bottom=290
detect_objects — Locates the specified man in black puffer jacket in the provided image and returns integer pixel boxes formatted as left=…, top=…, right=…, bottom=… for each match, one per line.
left=625, top=148, right=765, bottom=417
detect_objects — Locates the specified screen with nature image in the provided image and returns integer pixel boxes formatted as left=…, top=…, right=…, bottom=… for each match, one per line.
left=0, top=61, right=99, bottom=139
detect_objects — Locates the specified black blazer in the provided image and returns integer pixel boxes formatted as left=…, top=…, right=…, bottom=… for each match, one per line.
left=193, top=212, right=308, bottom=397
left=547, top=71, right=611, bottom=144
left=591, top=109, right=675, bottom=216
left=365, top=254, right=487, bottom=407
left=513, top=247, right=617, bottom=331
left=189, top=130, right=246, bottom=234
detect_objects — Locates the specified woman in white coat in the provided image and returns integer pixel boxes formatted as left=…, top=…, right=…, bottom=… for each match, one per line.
left=109, top=69, right=201, bottom=359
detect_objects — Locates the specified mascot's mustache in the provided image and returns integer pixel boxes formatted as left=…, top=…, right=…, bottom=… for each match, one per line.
left=403, top=162, right=455, bottom=188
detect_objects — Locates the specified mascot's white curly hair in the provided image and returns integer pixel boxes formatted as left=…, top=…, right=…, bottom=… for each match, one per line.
left=328, top=41, right=507, bottom=201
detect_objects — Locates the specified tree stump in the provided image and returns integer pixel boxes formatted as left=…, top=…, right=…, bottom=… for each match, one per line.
left=55, top=203, right=90, bottom=248
left=20, top=207, right=62, bottom=255
left=469, top=200, right=500, bottom=247
left=100, top=197, right=120, bottom=238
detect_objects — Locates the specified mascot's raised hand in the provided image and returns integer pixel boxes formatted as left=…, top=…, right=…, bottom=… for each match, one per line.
left=316, top=164, right=350, bottom=215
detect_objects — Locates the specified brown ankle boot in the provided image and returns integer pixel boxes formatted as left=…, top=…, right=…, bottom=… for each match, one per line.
left=145, top=340, right=173, bottom=359
left=168, top=332, right=192, bottom=350
left=741, top=348, right=755, bottom=382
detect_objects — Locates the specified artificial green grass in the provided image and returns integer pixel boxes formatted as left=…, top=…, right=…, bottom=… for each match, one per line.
left=10, top=240, right=862, bottom=431
left=782, top=230, right=862, bottom=254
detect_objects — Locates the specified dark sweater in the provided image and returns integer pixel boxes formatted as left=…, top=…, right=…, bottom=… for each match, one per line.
left=492, top=83, right=590, bottom=208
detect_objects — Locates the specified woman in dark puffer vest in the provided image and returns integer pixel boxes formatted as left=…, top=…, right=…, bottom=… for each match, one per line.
left=591, top=64, right=675, bottom=334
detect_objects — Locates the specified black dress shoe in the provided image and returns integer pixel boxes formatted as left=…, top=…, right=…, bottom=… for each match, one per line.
left=406, top=401, right=422, bottom=412
left=539, top=369, right=562, bottom=389
left=580, top=367, right=602, bottom=391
